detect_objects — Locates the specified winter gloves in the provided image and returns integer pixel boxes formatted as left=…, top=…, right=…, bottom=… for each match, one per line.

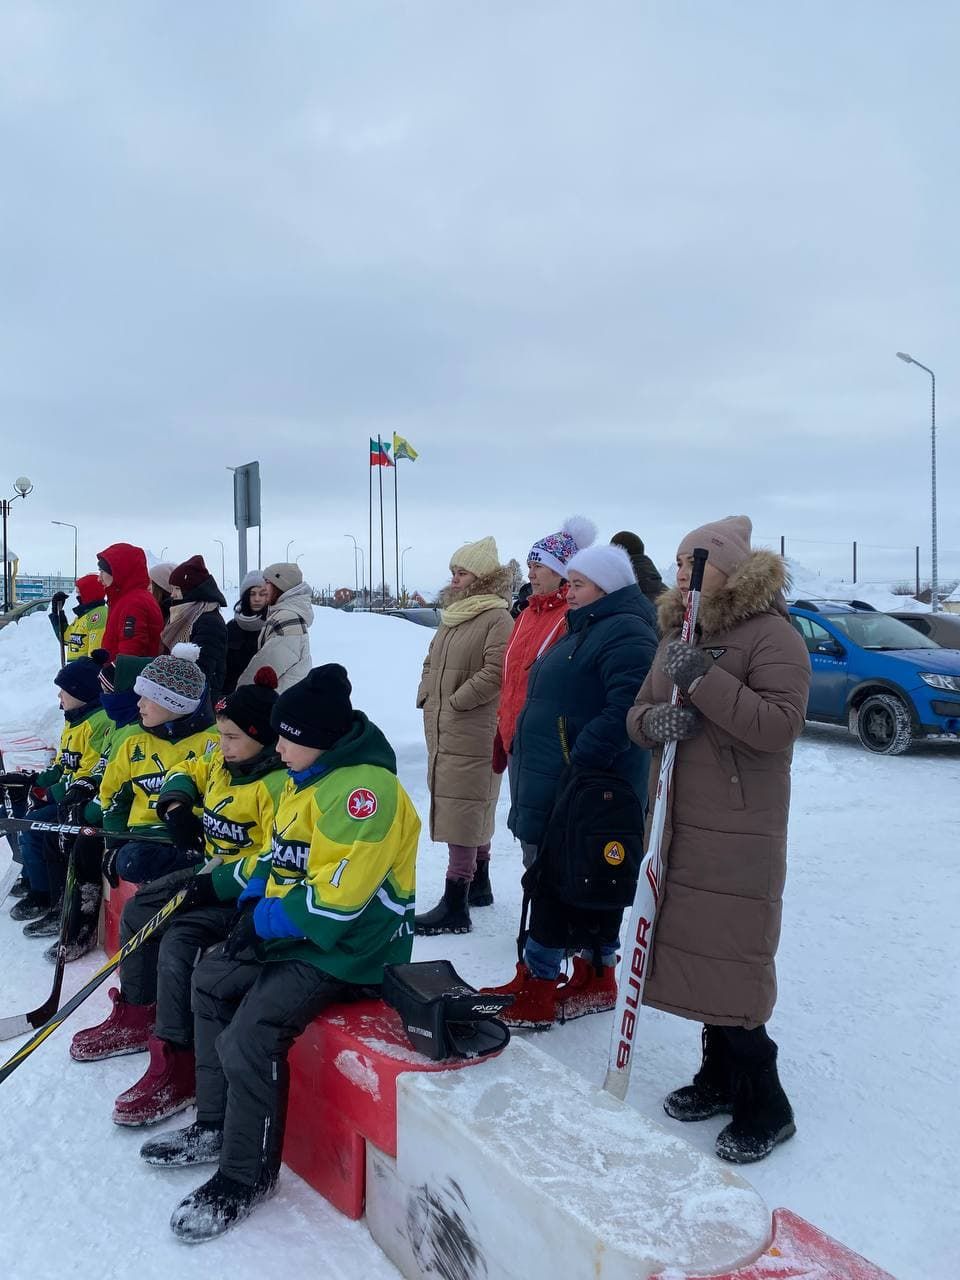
left=492, top=728, right=508, bottom=775
left=662, top=641, right=712, bottom=694
left=178, top=871, right=220, bottom=913
left=224, top=909, right=260, bottom=960
left=642, top=703, right=702, bottom=743
left=160, top=803, right=205, bottom=857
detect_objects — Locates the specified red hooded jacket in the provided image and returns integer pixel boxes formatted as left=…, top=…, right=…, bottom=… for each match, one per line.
left=98, top=543, right=163, bottom=659
left=75, top=574, right=105, bottom=608
left=496, top=586, right=570, bottom=753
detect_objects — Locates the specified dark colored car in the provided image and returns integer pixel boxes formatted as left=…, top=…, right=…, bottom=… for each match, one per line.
left=887, top=609, right=960, bottom=649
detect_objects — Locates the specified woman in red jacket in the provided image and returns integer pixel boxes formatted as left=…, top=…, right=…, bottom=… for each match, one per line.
left=98, top=543, right=164, bottom=659
left=492, top=517, right=596, bottom=887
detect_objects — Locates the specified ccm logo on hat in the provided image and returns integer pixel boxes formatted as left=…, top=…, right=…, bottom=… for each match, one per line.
left=279, top=721, right=302, bottom=738
left=347, top=788, right=378, bottom=819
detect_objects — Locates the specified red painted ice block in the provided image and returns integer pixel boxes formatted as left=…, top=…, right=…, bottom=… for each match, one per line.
left=100, top=876, right=137, bottom=954
left=652, top=1207, right=896, bottom=1279
left=285, top=1000, right=492, bottom=1219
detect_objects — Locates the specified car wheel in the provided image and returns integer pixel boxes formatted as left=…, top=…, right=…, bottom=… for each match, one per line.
left=855, top=693, right=914, bottom=755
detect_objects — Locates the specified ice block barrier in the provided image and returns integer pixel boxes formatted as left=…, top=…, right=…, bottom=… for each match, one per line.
left=366, top=1036, right=772, bottom=1280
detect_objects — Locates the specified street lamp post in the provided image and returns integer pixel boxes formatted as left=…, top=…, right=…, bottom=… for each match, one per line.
left=51, top=520, right=79, bottom=582
left=344, top=534, right=361, bottom=600
left=1, top=477, right=34, bottom=612
left=896, top=352, right=939, bottom=610
left=285, top=539, right=295, bottom=561
left=401, top=545, right=413, bottom=603
left=213, top=538, right=226, bottom=590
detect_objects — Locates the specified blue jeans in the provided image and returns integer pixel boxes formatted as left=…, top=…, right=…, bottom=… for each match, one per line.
left=116, top=839, right=201, bottom=886
left=10, top=797, right=56, bottom=893
left=525, top=936, right=619, bottom=981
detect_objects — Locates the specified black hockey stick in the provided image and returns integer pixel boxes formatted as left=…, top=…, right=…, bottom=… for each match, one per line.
left=0, top=857, right=222, bottom=1081
left=0, top=817, right=174, bottom=845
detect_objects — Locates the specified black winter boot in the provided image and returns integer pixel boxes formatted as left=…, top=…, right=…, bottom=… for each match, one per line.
left=10, top=889, right=51, bottom=921
left=414, top=878, right=471, bottom=935
left=140, top=1120, right=224, bottom=1168
left=170, top=1169, right=278, bottom=1243
left=23, top=897, right=62, bottom=938
left=468, top=859, right=493, bottom=908
left=663, top=1025, right=735, bottom=1121
left=715, top=1039, right=796, bottom=1164
left=8, top=871, right=30, bottom=899
left=45, top=882, right=101, bottom=963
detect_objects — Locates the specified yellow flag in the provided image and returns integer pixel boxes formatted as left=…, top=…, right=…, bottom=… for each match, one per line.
left=393, top=432, right=419, bottom=462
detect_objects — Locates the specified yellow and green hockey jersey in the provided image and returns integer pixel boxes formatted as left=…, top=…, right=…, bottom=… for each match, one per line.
left=249, top=713, right=419, bottom=985
left=96, top=715, right=219, bottom=834
left=158, top=746, right=287, bottom=898
left=37, top=705, right=111, bottom=803
left=65, top=605, right=109, bottom=661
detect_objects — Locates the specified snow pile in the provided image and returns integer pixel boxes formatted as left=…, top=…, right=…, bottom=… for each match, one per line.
left=0, top=612, right=65, bottom=768
left=785, top=559, right=929, bottom=613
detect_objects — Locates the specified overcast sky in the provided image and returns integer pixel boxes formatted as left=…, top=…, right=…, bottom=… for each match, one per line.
left=1, top=1, right=957, bottom=597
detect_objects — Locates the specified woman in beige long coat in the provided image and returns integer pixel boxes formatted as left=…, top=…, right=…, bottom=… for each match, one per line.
left=627, top=515, right=810, bottom=1166
left=415, top=536, right=513, bottom=936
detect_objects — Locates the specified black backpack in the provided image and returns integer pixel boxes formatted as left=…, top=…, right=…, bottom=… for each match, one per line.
left=533, top=764, right=646, bottom=912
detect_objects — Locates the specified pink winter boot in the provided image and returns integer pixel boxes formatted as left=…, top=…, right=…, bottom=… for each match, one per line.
left=556, top=955, right=618, bottom=1021
left=69, top=988, right=155, bottom=1062
left=113, top=1036, right=196, bottom=1127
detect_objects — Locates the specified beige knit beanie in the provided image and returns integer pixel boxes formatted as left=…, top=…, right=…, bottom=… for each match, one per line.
left=677, top=515, right=753, bottom=578
left=449, top=536, right=501, bottom=578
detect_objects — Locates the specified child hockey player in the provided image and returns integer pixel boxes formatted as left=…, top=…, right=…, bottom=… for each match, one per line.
left=71, top=669, right=286, bottom=1129
left=8, top=653, right=111, bottom=933
left=95, top=644, right=218, bottom=886
left=139, top=664, right=420, bottom=1243
left=50, top=574, right=109, bottom=661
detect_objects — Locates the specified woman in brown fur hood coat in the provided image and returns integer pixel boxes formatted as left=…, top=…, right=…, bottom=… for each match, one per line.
left=627, top=515, right=810, bottom=1166
left=415, top=537, right=514, bottom=936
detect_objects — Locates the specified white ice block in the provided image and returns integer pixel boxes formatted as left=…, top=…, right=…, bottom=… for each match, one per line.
left=366, top=1037, right=770, bottom=1280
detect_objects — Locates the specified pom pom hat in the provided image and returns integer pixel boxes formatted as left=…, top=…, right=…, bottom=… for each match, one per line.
left=215, top=667, right=280, bottom=745
left=449, top=536, right=501, bottom=578
left=134, top=643, right=206, bottom=715
left=271, top=664, right=354, bottom=750
left=527, top=515, right=596, bottom=578
left=565, top=544, right=637, bottom=596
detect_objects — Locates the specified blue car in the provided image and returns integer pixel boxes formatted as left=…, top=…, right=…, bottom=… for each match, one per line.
left=788, top=600, right=960, bottom=754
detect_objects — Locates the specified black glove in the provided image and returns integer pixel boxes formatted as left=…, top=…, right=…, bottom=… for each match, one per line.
left=62, top=779, right=98, bottom=811
left=102, top=844, right=121, bottom=889
left=0, top=771, right=36, bottom=791
left=642, top=703, right=702, bottom=743
left=223, top=908, right=260, bottom=960
left=159, top=802, right=205, bottom=856
left=661, top=641, right=712, bottom=694
left=178, top=871, right=220, bottom=913
left=51, top=592, right=68, bottom=609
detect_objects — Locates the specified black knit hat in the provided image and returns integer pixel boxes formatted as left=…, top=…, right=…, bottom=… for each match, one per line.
left=55, top=651, right=108, bottom=705
left=215, top=668, right=280, bottom=745
left=271, top=664, right=353, bottom=749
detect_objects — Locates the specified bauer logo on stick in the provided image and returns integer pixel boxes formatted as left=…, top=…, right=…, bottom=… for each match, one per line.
left=347, top=788, right=378, bottom=820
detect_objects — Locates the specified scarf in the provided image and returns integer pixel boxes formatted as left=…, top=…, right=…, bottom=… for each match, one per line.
left=440, top=594, right=509, bottom=628
left=161, top=599, right=217, bottom=652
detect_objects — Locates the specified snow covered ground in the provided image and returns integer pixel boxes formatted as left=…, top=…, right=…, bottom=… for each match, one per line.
left=0, top=609, right=957, bottom=1280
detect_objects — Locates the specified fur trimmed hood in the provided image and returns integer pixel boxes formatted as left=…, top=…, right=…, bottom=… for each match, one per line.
left=439, top=564, right=513, bottom=608
left=658, top=549, right=789, bottom=636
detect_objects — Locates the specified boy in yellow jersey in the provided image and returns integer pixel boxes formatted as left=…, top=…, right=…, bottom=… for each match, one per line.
left=141, top=665, right=420, bottom=1244
left=50, top=574, right=109, bottom=660
left=94, top=643, right=219, bottom=886
left=70, top=669, right=286, bottom=1130
left=6, top=653, right=111, bottom=930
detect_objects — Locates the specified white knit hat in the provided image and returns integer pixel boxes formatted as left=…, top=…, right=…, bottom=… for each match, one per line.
left=449, top=536, right=501, bottom=578
left=134, top=643, right=206, bottom=715
left=565, top=544, right=637, bottom=596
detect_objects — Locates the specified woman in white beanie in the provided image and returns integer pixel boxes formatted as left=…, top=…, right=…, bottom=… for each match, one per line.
left=415, top=536, right=514, bottom=935
left=237, top=562, right=314, bottom=693
left=626, top=515, right=810, bottom=1165
left=482, top=543, right=658, bottom=1028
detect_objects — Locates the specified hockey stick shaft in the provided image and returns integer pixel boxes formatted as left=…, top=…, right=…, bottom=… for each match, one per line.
left=0, top=817, right=174, bottom=845
left=603, top=547, right=708, bottom=1100
left=0, top=857, right=222, bottom=1083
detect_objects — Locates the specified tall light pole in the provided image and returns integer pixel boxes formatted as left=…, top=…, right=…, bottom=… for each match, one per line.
left=1, top=476, right=33, bottom=611
left=401, top=545, right=413, bottom=603
left=51, top=520, right=79, bottom=582
left=896, top=352, right=939, bottom=610
left=213, top=538, right=225, bottom=590
left=285, top=539, right=295, bottom=561
left=344, top=534, right=361, bottom=599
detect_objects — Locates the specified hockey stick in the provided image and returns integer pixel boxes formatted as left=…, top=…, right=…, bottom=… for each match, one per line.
left=0, top=841, right=80, bottom=1041
left=55, top=601, right=66, bottom=668
left=0, top=857, right=222, bottom=1082
left=603, top=547, right=708, bottom=1101
left=0, top=765, right=25, bottom=908
left=0, top=817, right=174, bottom=845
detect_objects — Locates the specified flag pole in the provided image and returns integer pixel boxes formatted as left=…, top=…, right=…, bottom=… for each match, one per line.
left=378, top=434, right=386, bottom=610
left=368, top=442, right=373, bottom=610
left=394, top=447, right=400, bottom=606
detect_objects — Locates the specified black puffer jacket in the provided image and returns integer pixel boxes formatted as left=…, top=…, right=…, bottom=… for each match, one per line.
left=223, top=588, right=267, bottom=695
left=182, top=579, right=228, bottom=699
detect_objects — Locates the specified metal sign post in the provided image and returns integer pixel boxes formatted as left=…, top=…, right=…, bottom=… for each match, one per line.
left=232, top=461, right=261, bottom=583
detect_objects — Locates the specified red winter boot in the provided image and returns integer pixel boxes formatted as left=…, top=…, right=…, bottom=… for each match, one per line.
left=481, top=963, right=559, bottom=1031
left=69, top=988, right=155, bottom=1062
left=556, top=955, right=618, bottom=1022
left=113, top=1036, right=196, bottom=1127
